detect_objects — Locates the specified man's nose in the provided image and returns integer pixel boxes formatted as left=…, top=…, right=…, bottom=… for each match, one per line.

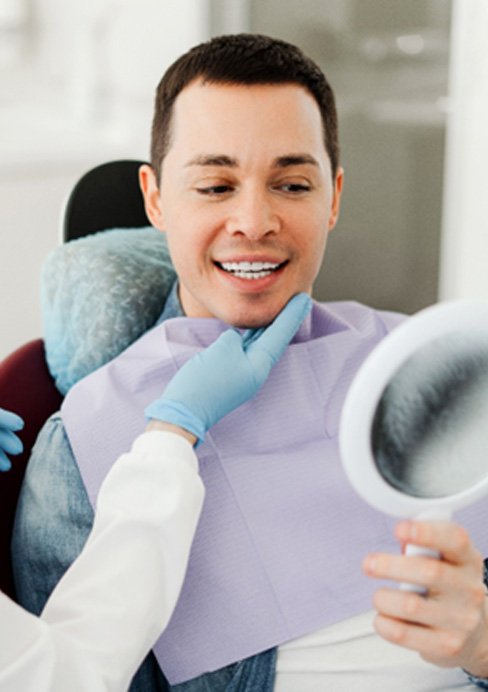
left=225, top=189, right=280, bottom=240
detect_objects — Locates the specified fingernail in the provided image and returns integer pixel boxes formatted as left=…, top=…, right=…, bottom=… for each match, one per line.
left=364, top=555, right=376, bottom=574
left=397, top=520, right=415, bottom=541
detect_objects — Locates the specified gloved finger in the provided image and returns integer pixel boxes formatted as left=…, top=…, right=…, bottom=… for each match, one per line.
left=0, top=408, right=24, bottom=432
left=0, top=429, right=23, bottom=455
left=247, top=293, right=312, bottom=365
left=0, top=450, right=12, bottom=472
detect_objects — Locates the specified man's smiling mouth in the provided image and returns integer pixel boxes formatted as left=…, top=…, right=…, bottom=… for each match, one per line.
left=215, top=260, right=288, bottom=280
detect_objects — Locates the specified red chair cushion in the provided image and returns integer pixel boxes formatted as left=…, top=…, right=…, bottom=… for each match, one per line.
left=0, top=339, right=63, bottom=599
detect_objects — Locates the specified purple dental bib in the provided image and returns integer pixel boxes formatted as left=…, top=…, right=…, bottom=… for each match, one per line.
left=61, top=301, right=488, bottom=684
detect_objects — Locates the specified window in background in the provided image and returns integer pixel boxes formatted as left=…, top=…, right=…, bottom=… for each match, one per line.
left=249, top=0, right=452, bottom=314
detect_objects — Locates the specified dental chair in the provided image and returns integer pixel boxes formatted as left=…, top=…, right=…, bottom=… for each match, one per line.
left=0, top=159, right=171, bottom=599
left=63, top=159, right=149, bottom=241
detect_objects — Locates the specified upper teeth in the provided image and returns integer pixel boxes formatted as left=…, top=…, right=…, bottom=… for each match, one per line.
left=219, top=261, right=282, bottom=280
left=220, top=261, right=280, bottom=272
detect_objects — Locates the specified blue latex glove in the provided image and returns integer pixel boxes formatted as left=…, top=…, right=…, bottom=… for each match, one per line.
left=145, top=293, right=312, bottom=443
left=0, top=407, right=24, bottom=472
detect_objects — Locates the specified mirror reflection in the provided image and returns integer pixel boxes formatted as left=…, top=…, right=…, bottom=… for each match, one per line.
left=371, top=331, right=488, bottom=499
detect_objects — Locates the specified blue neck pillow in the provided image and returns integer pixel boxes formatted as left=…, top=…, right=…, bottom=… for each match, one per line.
left=41, top=227, right=176, bottom=395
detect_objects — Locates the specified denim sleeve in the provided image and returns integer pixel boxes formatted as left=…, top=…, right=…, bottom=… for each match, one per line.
left=12, top=412, right=94, bottom=614
left=462, top=561, right=488, bottom=689
left=11, top=412, right=169, bottom=692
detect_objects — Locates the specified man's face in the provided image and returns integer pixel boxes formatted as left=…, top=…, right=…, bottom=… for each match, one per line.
left=140, top=80, right=343, bottom=327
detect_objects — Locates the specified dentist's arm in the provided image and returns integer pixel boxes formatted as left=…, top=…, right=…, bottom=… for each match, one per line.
left=1, top=429, right=202, bottom=692
left=1, top=293, right=311, bottom=692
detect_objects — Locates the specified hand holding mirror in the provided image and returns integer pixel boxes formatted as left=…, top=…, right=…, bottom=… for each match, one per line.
left=339, top=300, right=488, bottom=591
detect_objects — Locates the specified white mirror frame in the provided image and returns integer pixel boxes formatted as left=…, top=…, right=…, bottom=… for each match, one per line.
left=339, top=300, right=488, bottom=519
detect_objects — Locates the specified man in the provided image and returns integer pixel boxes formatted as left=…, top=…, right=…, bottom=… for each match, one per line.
left=12, top=34, right=488, bottom=691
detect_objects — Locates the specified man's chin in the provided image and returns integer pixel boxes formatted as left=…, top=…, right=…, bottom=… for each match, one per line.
left=223, top=303, right=289, bottom=330
left=180, top=282, right=302, bottom=328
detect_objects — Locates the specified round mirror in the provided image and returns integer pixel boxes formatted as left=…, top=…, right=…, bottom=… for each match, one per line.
left=339, top=300, right=488, bottom=520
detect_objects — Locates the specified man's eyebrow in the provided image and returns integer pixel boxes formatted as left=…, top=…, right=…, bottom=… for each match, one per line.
left=185, top=154, right=320, bottom=168
left=185, top=155, right=238, bottom=167
left=273, top=154, right=319, bottom=168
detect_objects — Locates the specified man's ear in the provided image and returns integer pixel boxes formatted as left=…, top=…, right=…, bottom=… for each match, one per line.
left=327, top=167, right=344, bottom=231
left=139, top=164, right=165, bottom=231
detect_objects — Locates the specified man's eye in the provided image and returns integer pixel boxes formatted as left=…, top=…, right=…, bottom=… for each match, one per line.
left=276, top=183, right=311, bottom=194
left=196, top=185, right=233, bottom=196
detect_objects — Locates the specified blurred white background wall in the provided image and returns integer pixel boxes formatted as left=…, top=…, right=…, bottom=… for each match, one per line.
left=0, top=0, right=487, bottom=362
left=0, top=0, right=211, bottom=360
left=438, top=0, right=488, bottom=302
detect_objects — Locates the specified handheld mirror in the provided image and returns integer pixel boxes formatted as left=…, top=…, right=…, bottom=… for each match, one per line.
left=339, top=300, right=488, bottom=589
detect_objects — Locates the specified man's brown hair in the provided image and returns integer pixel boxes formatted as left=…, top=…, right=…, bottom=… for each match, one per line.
left=150, top=33, right=339, bottom=183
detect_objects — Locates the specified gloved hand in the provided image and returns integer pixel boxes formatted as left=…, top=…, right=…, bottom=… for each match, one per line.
left=0, top=407, right=24, bottom=472
left=145, top=293, right=312, bottom=444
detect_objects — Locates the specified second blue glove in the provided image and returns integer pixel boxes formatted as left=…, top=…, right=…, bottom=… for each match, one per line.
left=0, top=407, right=24, bottom=472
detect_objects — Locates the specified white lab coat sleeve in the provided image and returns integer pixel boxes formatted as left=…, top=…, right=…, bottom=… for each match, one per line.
left=0, top=430, right=204, bottom=692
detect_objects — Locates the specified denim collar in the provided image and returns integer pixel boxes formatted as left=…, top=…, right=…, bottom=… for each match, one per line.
left=155, top=282, right=184, bottom=324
